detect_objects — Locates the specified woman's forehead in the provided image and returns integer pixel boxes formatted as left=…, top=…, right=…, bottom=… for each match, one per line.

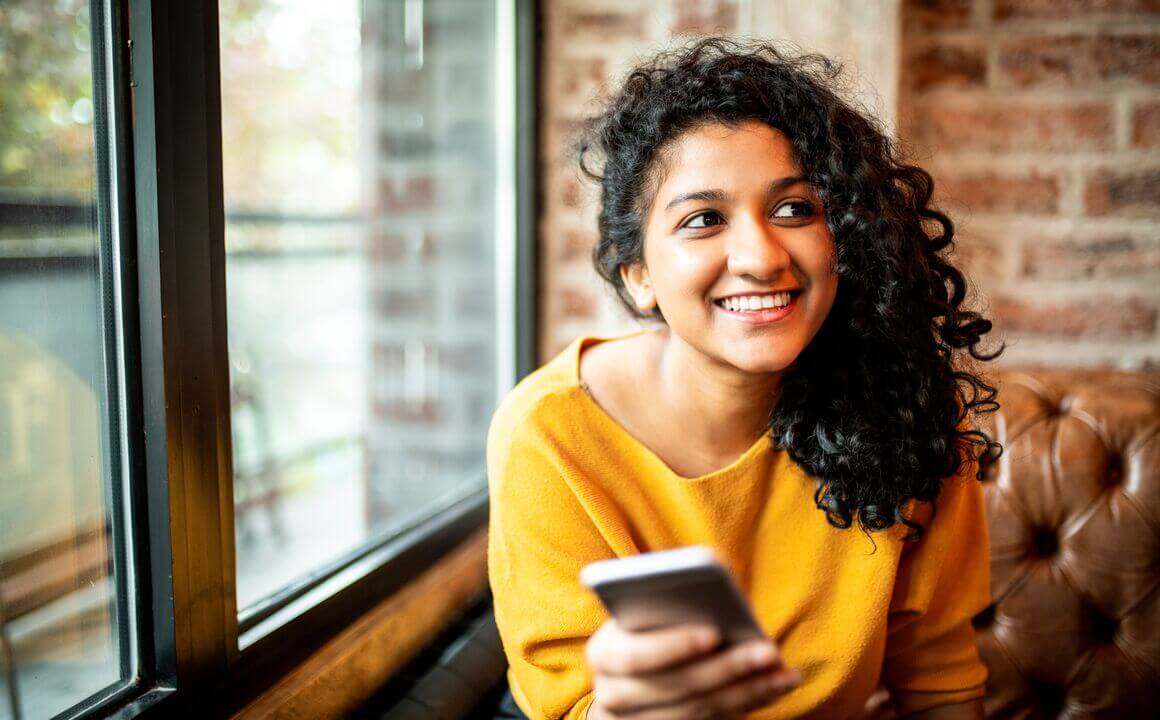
left=656, top=121, right=801, bottom=197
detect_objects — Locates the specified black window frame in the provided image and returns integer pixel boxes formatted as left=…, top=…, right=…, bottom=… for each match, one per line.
left=26, top=0, right=540, bottom=717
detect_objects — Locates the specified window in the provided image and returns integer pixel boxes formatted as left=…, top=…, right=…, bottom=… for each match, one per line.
left=219, top=0, right=504, bottom=623
left=0, top=1, right=134, bottom=717
left=0, top=0, right=534, bottom=717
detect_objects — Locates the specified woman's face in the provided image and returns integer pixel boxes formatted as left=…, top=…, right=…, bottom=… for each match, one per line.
left=622, top=120, right=839, bottom=375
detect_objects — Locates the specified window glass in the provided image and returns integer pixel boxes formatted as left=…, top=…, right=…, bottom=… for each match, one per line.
left=220, top=0, right=499, bottom=612
left=0, top=1, right=131, bottom=717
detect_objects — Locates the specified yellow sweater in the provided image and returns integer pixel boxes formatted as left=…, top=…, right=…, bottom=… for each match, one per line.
left=487, top=333, right=990, bottom=719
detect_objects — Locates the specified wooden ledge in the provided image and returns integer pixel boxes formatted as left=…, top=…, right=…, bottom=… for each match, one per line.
left=234, top=528, right=489, bottom=720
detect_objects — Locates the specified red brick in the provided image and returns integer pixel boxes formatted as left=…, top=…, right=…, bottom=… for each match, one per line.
left=995, top=0, right=1160, bottom=21
left=561, top=9, right=645, bottom=38
left=378, top=128, right=432, bottom=158
left=377, top=176, right=434, bottom=213
left=373, top=230, right=483, bottom=263
left=372, top=342, right=405, bottom=370
left=369, top=232, right=408, bottom=263
left=373, top=398, right=441, bottom=424
left=907, top=38, right=987, bottom=92
left=1084, top=168, right=1160, bottom=215
left=559, top=286, right=597, bottom=318
left=998, top=34, right=1160, bottom=88
left=672, top=0, right=738, bottom=35
left=377, top=73, right=424, bottom=103
left=1132, top=101, right=1160, bottom=148
left=993, top=294, right=1157, bottom=338
left=440, top=343, right=490, bottom=373
left=936, top=173, right=1060, bottom=214
left=552, top=117, right=591, bottom=153
left=1021, top=236, right=1160, bottom=279
left=375, top=341, right=488, bottom=381
left=561, top=176, right=584, bottom=208
left=949, top=230, right=1008, bottom=281
left=904, top=0, right=974, bottom=29
left=908, top=101, right=1112, bottom=152
left=558, top=57, right=609, bottom=101
left=558, top=229, right=596, bottom=262
left=374, top=288, right=432, bottom=319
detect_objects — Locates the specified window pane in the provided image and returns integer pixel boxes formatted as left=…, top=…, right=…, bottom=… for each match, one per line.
left=0, top=1, right=131, bottom=717
left=221, top=0, right=499, bottom=612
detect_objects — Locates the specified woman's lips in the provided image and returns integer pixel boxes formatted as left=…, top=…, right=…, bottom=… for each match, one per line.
left=715, top=292, right=799, bottom=324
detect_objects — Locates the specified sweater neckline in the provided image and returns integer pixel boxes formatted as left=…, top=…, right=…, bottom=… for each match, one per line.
left=568, top=330, right=773, bottom=483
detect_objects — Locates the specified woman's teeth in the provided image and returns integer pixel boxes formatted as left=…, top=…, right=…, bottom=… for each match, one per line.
left=717, top=292, right=793, bottom=312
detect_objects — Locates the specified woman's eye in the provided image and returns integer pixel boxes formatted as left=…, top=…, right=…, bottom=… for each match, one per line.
left=682, top=211, right=724, bottom=229
left=772, top=200, right=815, bottom=219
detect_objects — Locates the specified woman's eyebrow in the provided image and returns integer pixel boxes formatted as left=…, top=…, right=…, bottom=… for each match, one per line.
left=663, top=175, right=808, bottom=212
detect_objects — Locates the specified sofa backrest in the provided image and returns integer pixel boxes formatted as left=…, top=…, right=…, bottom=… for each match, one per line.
left=973, top=368, right=1160, bottom=718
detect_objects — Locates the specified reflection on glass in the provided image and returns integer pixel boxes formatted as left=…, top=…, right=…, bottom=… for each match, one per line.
left=221, top=0, right=498, bottom=612
left=0, top=1, right=128, bottom=718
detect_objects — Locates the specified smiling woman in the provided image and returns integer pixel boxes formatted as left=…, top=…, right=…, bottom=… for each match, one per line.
left=488, top=38, right=1002, bottom=720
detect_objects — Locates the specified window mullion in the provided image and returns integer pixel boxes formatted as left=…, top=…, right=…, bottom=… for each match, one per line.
left=128, top=0, right=239, bottom=689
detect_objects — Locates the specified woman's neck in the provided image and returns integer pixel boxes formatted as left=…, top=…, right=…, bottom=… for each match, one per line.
left=654, top=328, right=782, bottom=456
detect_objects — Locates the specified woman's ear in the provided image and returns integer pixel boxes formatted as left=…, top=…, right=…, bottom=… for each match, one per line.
left=620, top=262, right=657, bottom=313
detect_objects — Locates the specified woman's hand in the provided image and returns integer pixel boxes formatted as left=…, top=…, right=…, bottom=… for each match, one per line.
left=584, top=618, right=801, bottom=719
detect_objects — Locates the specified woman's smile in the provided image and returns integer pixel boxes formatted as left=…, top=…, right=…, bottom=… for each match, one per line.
left=712, top=290, right=801, bottom=324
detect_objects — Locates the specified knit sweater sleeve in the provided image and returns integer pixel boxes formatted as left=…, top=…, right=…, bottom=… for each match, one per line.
left=487, top=401, right=612, bottom=720
left=881, top=461, right=991, bottom=715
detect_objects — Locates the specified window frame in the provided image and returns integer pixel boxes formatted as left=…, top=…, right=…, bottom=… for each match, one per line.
left=42, top=0, right=539, bottom=716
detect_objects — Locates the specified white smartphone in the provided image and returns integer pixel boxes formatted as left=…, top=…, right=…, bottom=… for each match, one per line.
left=579, top=546, right=767, bottom=646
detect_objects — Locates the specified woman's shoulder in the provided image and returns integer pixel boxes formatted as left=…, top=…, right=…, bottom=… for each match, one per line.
left=489, top=339, right=585, bottom=442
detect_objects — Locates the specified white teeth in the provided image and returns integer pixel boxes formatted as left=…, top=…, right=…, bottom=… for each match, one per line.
left=719, top=292, right=794, bottom=312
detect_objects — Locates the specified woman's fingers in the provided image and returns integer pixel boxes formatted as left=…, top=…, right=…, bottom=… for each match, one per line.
left=594, top=638, right=781, bottom=711
left=586, top=619, right=719, bottom=676
left=585, top=620, right=802, bottom=720
left=605, top=668, right=801, bottom=720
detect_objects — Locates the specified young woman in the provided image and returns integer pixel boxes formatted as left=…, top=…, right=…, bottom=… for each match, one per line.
left=488, top=39, right=1002, bottom=720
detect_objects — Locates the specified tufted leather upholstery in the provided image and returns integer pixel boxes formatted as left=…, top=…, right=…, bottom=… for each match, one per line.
left=868, top=367, right=1160, bottom=719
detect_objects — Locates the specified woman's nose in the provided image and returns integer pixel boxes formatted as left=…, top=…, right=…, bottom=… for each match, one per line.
left=725, top=218, right=791, bottom=281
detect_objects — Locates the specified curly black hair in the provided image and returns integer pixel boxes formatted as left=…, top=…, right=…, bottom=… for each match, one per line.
left=578, top=38, right=1003, bottom=539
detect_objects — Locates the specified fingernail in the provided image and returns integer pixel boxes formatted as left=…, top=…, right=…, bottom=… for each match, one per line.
left=749, top=643, right=776, bottom=667
left=694, top=628, right=719, bottom=650
left=768, top=670, right=802, bottom=690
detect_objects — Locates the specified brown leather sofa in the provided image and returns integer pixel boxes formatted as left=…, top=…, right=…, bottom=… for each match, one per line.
left=868, top=367, right=1160, bottom=719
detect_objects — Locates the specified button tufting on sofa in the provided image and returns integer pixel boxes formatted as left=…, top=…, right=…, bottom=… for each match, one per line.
left=1105, top=454, right=1123, bottom=487
left=1029, top=527, right=1059, bottom=558
left=1088, top=609, right=1118, bottom=646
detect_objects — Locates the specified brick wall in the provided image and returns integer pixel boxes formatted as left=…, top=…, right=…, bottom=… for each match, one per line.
left=538, top=0, right=1160, bottom=369
left=901, top=0, right=1160, bottom=368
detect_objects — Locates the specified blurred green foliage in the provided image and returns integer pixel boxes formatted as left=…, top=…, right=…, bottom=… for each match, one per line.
left=0, top=0, right=96, bottom=197
left=219, top=0, right=359, bottom=214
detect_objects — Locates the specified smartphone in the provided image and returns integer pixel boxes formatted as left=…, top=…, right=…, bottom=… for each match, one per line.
left=579, top=545, right=767, bottom=646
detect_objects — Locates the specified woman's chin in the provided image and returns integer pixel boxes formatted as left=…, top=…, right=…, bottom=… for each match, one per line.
left=723, top=346, right=801, bottom=376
